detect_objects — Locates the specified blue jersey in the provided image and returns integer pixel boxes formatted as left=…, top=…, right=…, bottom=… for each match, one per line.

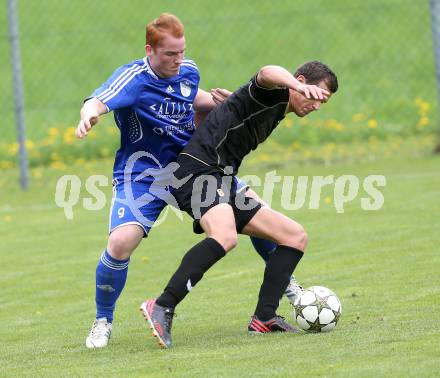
left=91, top=57, right=200, bottom=182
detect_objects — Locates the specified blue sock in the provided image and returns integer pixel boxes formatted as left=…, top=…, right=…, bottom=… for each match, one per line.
left=250, top=237, right=278, bottom=263
left=95, top=250, right=130, bottom=323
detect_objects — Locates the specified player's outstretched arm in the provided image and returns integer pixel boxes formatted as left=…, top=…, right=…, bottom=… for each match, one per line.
left=257, top=65, right=329, bottom=101
left=193, top=88, right=231, bottom=112
left=210, top=88, right=231, bottom=105
left=193, top=88, right=231, bottom=127
left=75, top=98, right=108, bottom=139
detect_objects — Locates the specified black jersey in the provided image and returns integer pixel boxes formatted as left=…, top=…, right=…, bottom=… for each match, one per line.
left=181, top=75, right=289, bottom=174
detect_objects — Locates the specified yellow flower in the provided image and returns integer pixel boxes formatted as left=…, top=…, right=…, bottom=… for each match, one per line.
left=0, top=160, right=14, bottom=169
left=415, top=98, right=431, bottom=118
left=266, top=139, right=282, bottom=149
left=48, top=127, right=60, bottom=137
left=418, top=101, right=430, bottom=113
left=290, top=141, right=301, bottom=151
left=106, top=127, right=118, bottom=135
left=50, top=161, right=67, bottom=170
left=282, top=118, right=293, bottom=128
left=352, top=113, right=366, bottom=122
left=63, top=127, right=76, bottom=145
left=4, top=215, right=12, bottom=223
left=25, top=140, right=35, bottom=150
left=324, top=196, right=332, bottom=204
left=302, top=149, right=312, bottom=159
left=75, top=158, right=86, bottom=165
left=416, top=116, right=429, bottom=129
left=322, top=142, right=336, bottom=152
left=7, top=143, right=19, bottom=156
left=259, top=153, right=271, bottom=162
left=390, top=141, right=401, bottom=150
left=367, top=119, right=378, bottom=129
left=31, top=169, right=43, bottom=179
left=324, top=119, right=344, bottom=131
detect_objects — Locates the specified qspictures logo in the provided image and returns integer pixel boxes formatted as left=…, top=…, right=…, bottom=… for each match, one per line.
left=54, top=152, right=386, bottom=223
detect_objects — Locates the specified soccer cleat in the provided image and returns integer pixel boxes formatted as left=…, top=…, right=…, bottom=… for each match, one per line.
left=140, top=299, right=175, bottom=349
left=85, top=317, right=112, bottom=349
left=248, top=314, right=300, bottom=334
left=284, top=275, right=304, bottom=306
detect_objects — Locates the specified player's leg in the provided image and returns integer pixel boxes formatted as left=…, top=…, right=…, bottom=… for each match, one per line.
left=241, top=186, right=277, bottom=261
left=141, top=203, right=236, bottom=349
left=158, top=203, right=237, bottom=308
left=244, top=187, right=304, bottom=304
left=86, top=181, right=164, bottom=349
left=86, top=224, right=144, bottom=349
left=95, top=225, right=144, bottom=320
left=240, top=207, right=308, bottom=332
left=234, top=181, right=277, bottom=261
left=141, top=160, right=238, bottom=348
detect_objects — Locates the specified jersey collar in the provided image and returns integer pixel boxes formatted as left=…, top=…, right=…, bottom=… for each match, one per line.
left=144, top=57, right=159, bottom=80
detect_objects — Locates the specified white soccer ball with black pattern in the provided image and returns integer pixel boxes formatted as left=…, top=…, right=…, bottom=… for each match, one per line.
left=293, top=286, right=342, bottom=332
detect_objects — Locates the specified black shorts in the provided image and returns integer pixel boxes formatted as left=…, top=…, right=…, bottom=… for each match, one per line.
left=174, top=154, right=262, bottom=234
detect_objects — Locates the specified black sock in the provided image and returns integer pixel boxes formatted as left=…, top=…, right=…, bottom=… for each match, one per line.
left=254, top=245, right=303, bottom=321
left=156, top=237, right=226, bottom=309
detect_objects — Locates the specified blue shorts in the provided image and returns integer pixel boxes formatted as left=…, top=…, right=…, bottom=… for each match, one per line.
left=109, top=176, right=248, bottom=236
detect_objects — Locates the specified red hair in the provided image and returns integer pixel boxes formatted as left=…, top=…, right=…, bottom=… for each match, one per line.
left=146, top=13, right=184, bottom=48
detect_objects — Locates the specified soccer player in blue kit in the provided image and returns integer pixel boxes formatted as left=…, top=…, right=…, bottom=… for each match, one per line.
left=76, top=13, right=302, bottom=349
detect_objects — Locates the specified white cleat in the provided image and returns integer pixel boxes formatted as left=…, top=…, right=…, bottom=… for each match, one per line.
left=86, top=317, right=112, bottom=349
left=285, top=276, right=304, bottom=306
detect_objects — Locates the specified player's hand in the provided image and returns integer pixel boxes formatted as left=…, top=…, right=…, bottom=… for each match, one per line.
left=211, top=88, right=232, bottom=105
left=296, top=83, right=329, bottom=101
left=75, top=112, right=99, bottom=139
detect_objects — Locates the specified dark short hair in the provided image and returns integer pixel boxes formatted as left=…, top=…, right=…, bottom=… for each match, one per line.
left=294, top=60, right=338, bottom=93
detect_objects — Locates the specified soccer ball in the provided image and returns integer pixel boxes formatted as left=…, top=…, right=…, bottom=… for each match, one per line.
left=293, top=286, right=342, bottom=332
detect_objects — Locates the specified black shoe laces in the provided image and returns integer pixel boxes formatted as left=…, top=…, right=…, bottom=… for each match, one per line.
left=164, top=310, right=175, bottom=332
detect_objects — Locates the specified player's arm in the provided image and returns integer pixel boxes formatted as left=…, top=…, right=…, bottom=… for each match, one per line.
left=193, top=87, right=231, bottom=127
left=75, top=98, right=108, bottom=139
left=256, top=65, right=329, bottom=100
left=193, top=88, right=231, bottom=111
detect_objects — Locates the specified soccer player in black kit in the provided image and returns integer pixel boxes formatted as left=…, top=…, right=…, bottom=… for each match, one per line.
left=140, top=61, right=338, bottom=348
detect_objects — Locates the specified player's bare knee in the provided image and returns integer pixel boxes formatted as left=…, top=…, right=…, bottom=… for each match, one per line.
left=296, top=227, right=308, bottom=251
left=211, top=232, right=238, bottom=253
left=281, top=224, right=308, bottom=252
left=292, top=224, right=308, bottom=251
left=108, top=230, right=141, bottom=259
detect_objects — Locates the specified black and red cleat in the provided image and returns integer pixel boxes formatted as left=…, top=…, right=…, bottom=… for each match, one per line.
left=248, top=314, right=300, bottom=334
left=140, top=299, right=175, bottom=348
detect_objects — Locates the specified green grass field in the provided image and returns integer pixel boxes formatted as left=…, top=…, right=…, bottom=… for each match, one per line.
left=1, top=155, right=439, bottom=377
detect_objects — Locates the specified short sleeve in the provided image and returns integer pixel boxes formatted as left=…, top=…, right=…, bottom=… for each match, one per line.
left=89, top=63, right=143, bottom=111
left=248, top=74, right=289, bottom=107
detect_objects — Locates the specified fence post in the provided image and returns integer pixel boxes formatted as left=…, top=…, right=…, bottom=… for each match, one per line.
left=7, top=0, right=28, bottom=189
left=430, top=0, right=440, bottom=152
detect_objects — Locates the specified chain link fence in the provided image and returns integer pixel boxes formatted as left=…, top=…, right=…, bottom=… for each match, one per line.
left=1, top=0, right=438, bottom=173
